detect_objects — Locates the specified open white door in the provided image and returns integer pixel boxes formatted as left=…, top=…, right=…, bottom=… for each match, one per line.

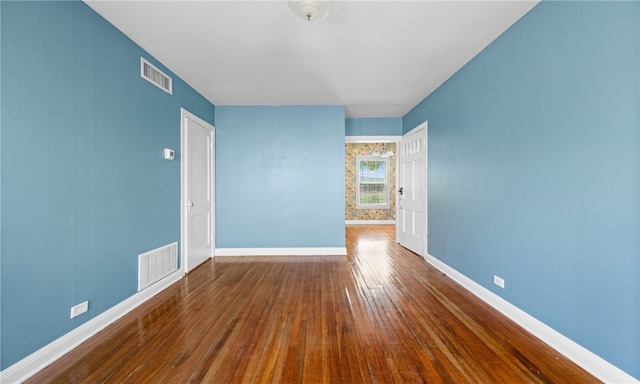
left=398, top=122, right=427, bottom=257
left=181, top=109, right=214, bottom=273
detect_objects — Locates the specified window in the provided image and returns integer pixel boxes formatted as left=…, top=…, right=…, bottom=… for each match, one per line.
left=356, top=156, right=390, bottom=209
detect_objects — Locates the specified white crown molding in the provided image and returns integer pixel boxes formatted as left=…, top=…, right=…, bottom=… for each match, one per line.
left=346, top=220, right=395, bottom=225
left=0, top=271, right=183, bottom=384
left=424, top=253, right=639, bottom=384
left=215, top=247, right=347, bottom=257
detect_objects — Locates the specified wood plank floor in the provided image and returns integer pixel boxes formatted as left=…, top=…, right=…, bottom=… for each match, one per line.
left=28, top=225, right=600, bottom=383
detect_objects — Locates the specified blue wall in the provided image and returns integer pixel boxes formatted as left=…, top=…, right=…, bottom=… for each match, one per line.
left=345, top=117, right=402, bottom=136
left=215, top=106, right=345, bottom=248
left=404, top=1, right=639, bottom=378
left=0, top=1, right=214, bottom=369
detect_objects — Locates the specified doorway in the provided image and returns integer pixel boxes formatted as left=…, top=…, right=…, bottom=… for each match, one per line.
left=345, top=136, right=401, bottom=225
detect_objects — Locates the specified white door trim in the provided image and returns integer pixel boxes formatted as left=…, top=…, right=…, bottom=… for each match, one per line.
left=396, top=121, right=428, bottom=253
left=345, top=135, right=402, bottom=143
left=180, top=108, right=215, bottom=274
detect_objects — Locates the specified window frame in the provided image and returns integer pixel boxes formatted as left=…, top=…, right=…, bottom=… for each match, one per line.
left=355, top=155, right=390, bottom=209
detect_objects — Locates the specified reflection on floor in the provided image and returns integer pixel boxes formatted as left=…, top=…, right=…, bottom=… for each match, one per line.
left=27, top=225, right=599, bottom=383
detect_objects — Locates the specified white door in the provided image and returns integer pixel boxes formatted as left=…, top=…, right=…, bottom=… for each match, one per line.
left=181, top=109, right=214, bottom=273
left=398, top=122, right=427, bottom=256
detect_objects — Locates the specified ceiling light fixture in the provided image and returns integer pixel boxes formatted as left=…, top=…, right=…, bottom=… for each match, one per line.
left=288, top=0, right=333, bottom=22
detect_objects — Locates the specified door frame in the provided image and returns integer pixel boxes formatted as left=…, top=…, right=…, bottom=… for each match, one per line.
left=396, top=121, right=428, bottom=255
left=180, top=108, right=215, bottom=274
left=345, top=136, right=401, bottom=225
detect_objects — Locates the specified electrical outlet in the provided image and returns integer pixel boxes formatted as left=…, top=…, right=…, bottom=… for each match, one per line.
left=70, top=301, right=89, bottom=319
left=493, top=275, right=505, bottom=289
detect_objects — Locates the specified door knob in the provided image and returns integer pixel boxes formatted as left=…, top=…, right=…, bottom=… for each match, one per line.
left=398, top=187, right=403, bottom=195
left=188, top=202, right=194, bottom=207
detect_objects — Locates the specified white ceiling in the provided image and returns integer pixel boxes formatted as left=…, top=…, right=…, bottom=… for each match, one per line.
left=85, top=0, right=539, bottom=118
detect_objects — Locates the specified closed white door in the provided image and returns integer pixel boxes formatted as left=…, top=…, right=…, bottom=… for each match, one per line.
left=398, top=122, right=427, bottom=256
left=181, top=109, right=214, bottom=273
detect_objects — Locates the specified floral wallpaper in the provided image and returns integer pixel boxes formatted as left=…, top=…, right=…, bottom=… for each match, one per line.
left=345, top=143, right=396, bottom=221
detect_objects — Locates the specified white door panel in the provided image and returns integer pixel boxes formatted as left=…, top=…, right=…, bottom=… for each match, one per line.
left=181, top=109, right=214, bottom=273
left=189, top=211, right=210, bottom=251
left=398, top=122, right=427, bottom=257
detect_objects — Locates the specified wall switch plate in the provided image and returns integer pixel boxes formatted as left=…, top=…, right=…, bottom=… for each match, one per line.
left=493, top=275, right=505, bottom=289
left=70, top=301, right=89, bottom=318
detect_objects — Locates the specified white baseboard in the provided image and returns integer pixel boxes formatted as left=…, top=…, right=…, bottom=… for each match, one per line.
left=0, top=271, right=183, bottom=384
left=215, top=247, right=347, bottom=257
left=424, top=254, right=638, bottom=384
left=346, top=220, right=395, bottom=225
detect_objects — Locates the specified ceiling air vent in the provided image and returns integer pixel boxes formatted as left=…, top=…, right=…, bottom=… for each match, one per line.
left=141, top=57, right=172, bottom=95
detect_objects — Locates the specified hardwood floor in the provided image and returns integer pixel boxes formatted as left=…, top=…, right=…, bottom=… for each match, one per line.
left=28, top=225, right=600, bottom=383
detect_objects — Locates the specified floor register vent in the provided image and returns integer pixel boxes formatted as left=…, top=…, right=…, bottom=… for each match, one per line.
left=138, top=242, right=178, bottom=291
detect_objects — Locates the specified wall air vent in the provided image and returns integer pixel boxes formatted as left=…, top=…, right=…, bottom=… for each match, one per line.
left=138, top=242, right=178, bottom=291
left=141, top=57, right=172, bottom=94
